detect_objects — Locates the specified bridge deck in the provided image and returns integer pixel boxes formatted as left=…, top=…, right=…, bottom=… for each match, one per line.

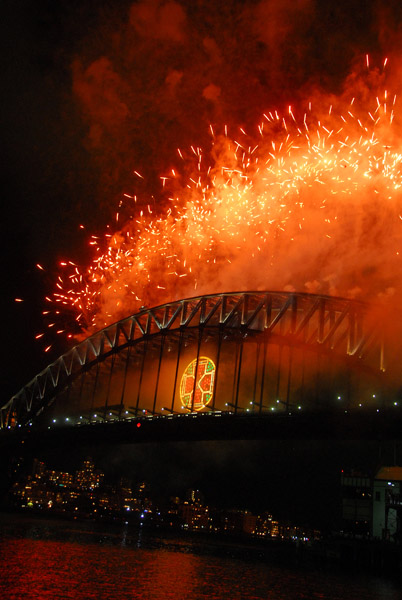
left=2, top=410, right=402, bottom=454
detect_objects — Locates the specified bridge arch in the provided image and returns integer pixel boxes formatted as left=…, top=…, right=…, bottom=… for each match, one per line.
left=1, top=291, right=387, bottom=430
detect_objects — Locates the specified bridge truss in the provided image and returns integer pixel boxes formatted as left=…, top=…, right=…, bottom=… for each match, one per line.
left=1, top=291, right=389, bottom=430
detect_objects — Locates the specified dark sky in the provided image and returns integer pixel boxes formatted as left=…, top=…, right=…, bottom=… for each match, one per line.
left=2, top=1, right=402, bottom=524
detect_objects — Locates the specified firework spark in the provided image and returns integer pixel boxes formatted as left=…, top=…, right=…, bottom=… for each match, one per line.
left=41, top=73, right=402, bottom=346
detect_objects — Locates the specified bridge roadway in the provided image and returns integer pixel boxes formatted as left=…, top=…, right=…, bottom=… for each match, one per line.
left=2, top=409, right=402, bottom=454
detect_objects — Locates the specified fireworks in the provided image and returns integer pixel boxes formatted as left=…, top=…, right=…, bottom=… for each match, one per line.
left=38, top=67, right=402, bottom=348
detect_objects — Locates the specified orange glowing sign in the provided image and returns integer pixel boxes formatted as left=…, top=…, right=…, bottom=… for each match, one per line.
left=180, top=356, right=216, bottom=411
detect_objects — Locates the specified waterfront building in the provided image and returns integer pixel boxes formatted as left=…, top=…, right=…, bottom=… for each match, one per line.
left=341, top=466, right=402, bottom=541
left=341, top=470, right=372, bottom=536
left=221, top=509, right=257, bottom=535
left=75, top=458, right=104, bottom=490
left=181, top=502, right=211, bottom=530
left=372, top=466, right=402, bottom=541
left=255, top=512, right=276, bottom=537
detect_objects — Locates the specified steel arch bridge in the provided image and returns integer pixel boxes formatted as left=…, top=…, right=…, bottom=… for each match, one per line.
left=0, top=291, right=392, bottom=433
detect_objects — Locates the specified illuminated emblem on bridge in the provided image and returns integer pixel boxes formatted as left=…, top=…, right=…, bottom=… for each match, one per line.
left=180, top=357, right=216, bottom=411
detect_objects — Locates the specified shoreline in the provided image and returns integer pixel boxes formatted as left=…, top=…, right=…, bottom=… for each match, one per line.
left=1, top=509, right=402, bottom=579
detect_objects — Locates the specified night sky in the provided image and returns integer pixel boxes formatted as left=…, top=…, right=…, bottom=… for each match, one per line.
left=2, top=0, right=402, bottom=526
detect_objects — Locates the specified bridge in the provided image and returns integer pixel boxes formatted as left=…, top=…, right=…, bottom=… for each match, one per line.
left=1, top=291, right=401, bottom=444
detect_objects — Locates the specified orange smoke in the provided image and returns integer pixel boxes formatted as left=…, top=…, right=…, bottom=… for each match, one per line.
left=47, top=69, right=402, bottom=344
left=35, top=2, right=402, bottom=352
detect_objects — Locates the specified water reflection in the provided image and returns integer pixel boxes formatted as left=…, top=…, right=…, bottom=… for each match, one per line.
left=0, top=514, right=400, bottom=600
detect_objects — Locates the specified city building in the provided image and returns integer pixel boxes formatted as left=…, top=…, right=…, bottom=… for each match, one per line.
left=372, top=466, right=402, bottom=541
left=9, top=458, right=316, bottom=543
left=221, top=509, right=257, bottom=535
left=186, top=489, right=204, bottom=505
left=181, top=502, right=211, bottom=530
left=341, top=466, right=402, bottom=541
left=255, top=512, right=278, bottom=537
left=75, top=458, right=104, bottom=490
left=341, top=469, right=372, bottom=536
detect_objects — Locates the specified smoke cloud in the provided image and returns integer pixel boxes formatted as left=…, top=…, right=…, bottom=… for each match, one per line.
left=71, top=0, right=355, bottom=188
left=46, top=1, right=402, bottom=364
